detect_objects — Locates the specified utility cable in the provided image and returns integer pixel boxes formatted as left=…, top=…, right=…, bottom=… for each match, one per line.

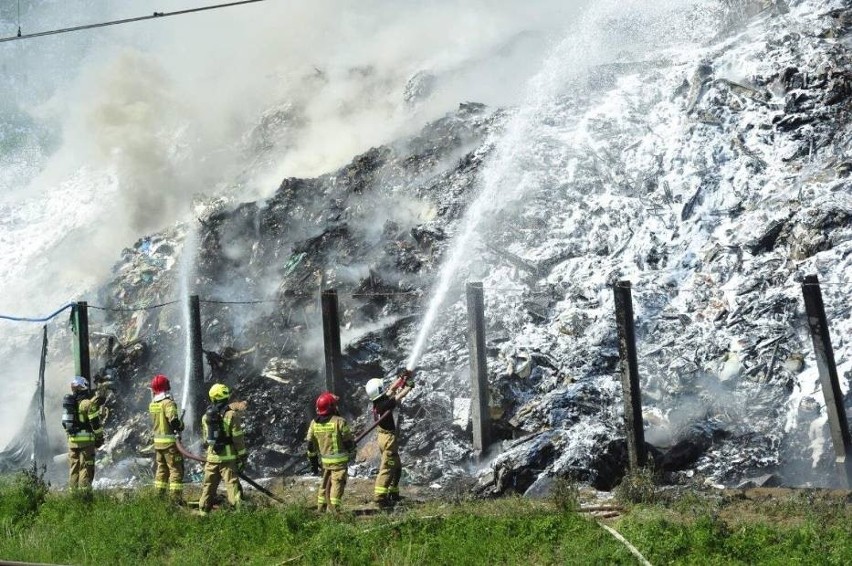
left=0, top=0, right=271, bottom=44
left=0, top=302, right=74, bottom=323
left=201, top=299, right=285, bottom=305
left=89, top=300, right=180, bottom=312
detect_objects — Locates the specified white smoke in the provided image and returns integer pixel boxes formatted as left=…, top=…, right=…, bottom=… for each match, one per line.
left=0, top=0, right=589, bottom=448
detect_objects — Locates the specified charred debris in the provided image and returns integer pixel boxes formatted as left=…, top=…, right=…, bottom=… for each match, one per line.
left=63, top=3, right=852, bottom=495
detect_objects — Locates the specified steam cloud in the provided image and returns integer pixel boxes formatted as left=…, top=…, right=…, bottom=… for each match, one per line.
left=0, top=0, right=588, bottom=447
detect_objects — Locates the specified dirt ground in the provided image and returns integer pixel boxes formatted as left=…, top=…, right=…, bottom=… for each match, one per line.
left=186, top=473, right=851, bottom=525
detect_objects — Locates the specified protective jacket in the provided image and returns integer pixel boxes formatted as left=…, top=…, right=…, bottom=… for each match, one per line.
left=306, top=415, right=354, bottom=470
left=149, top=394, right=183, bottom=449
left=372, top=395, right=398, bottom=432
left=202, top=404, right=247, bottom=463
left=67, top=393, right=103, bottom=449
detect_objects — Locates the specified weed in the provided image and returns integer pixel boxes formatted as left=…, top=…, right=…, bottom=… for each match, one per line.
left=614, top=466, right=660, bottom=505
left=551, top=475, right=580, bottom=512
left=0, top=466, right=49, bottom=532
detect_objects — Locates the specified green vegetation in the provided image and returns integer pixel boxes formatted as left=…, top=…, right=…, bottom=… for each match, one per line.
left=619, top=495, right=852, bottom=566
left=0, top=470, right=849, bottom=565
left=0, top=466, right=49, bottom=533
left=0, top=475, right=632, bottom=566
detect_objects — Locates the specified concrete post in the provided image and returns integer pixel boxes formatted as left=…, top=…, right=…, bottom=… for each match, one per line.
left=188, top=294, right=205, bottom=437
left=801, top=274, right=852, bottom=488
left=466, top=282, right=492, bottom=457
left=321, top=289, right=343, bottom=395
left=72, top=301, right=91, bottom=381
left=614, top=280, right=647, bottom=471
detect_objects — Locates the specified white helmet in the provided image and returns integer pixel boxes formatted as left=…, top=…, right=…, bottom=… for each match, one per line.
left=365, top=378, right=385, bottom=401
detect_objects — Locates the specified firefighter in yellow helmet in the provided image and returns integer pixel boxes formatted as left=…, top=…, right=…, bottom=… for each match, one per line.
left=62, top=376, right=104, bottom=493
left=366, top=368, right=414, bottom=508
left=148, top=374, right=185, bottom=502
left=306, top=392, right=354, bottom=512
left=198, top=383, right=247, bottom=515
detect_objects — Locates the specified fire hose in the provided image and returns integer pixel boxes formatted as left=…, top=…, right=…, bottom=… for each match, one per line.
left=354, top=409, right=392, bottom=445
left=173, top=377, right=413, bottom=501
left=174, top=440, right=285, bottom=504
left=354, top=380, right=414, bottom=445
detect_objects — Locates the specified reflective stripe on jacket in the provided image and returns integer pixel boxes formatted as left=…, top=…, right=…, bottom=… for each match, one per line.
left=203, top=408, right=247, bottom=463
left=67, top=397, right=103, bottom=448
left=149, top=397, right=181, bottom=449
left=305, top=415, right=354, bottom=469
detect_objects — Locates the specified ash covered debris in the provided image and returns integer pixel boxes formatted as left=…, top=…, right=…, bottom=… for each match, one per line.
left=84, top=103, right=503, bottom=481
left=15, top=0, right=852, bottom=497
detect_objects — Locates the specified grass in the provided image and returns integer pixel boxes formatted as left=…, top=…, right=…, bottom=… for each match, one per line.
left=0, top=470, right=849, bottom=565
left=615, top=487, right=852, bottom=566
left=0, top=474, right=633, bottom=565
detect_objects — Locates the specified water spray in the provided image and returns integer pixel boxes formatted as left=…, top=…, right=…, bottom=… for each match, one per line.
left=404, top=0, right=654, bottom=372
left=405, top=25, right=586, bottom=371
left=179, top=222, right=200, bottom=433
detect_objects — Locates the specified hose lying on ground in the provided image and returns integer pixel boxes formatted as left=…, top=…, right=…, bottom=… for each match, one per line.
left=175, top=440, right=285, bottom=504
left=598, top=523, right=652, bottom=566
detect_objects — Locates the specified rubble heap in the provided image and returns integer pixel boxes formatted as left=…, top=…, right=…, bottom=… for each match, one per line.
left=59, top=0, right=852, bottom=493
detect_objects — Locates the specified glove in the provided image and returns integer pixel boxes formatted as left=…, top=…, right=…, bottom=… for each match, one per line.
left=309, top=456, right=320, bottom=476
left=95, top=436, right=105, bottom=449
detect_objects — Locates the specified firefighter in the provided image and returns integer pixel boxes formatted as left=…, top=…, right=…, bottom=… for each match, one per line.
left=148, top=374, right=185, bottom=502
left=198, top=383, right=247, bottom=515
left=62, top=376, right=104, bottom=493
left=306, top=392, right=354, bottom=513
left=365, top=368, right=414, bottom=507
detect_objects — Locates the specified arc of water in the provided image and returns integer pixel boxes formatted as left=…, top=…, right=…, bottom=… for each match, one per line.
left=406, top=17, right=592, bottom=370
left=406, top=0, right=711, bottom=371
left=179, top=222, right=199, bottom=430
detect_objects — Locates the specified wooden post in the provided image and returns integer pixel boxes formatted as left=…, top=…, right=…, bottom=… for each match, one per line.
left=801, top=274, right=852, bottom=488
left=614, top=280, right=647, bottom=471
left=72, top=301, right=91, bottom=381
left=321, top=289, right=343, bottom=395
left=188, top=294, right=205, bottom=436
left=466, top=282, right=492, bottom=457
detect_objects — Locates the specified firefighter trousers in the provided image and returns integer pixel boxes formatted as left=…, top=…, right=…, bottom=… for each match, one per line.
left=68, top=445, right=96, bottom=490
left=374, top=429, right=402, bottom=502
left=198, top=460, right=243, bottom=512
left=154, top=445, right=184, bottom=501
left=318, top=467, right=347, bottom=511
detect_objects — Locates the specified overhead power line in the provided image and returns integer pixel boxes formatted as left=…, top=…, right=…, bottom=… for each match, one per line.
left=0, top=0, right=271, bottom=44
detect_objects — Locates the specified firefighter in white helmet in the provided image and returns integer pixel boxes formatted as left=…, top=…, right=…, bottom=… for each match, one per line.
left=62, top=376, right=105, bottom=494
left=365, top=368, right=414, bottom=508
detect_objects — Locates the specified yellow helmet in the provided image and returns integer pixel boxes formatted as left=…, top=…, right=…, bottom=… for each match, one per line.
left=208, top=383, right=231, bottom=402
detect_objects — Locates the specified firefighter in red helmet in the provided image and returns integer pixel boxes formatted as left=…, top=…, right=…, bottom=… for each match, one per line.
left=305, top=392, right=354, bottom=512
left=148, top=374, right=185, bottom=502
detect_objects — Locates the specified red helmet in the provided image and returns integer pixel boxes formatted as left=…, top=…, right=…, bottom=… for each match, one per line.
left=150, top=374, right=171, bottom=394
left=315, top=392, right=339, bottom=416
